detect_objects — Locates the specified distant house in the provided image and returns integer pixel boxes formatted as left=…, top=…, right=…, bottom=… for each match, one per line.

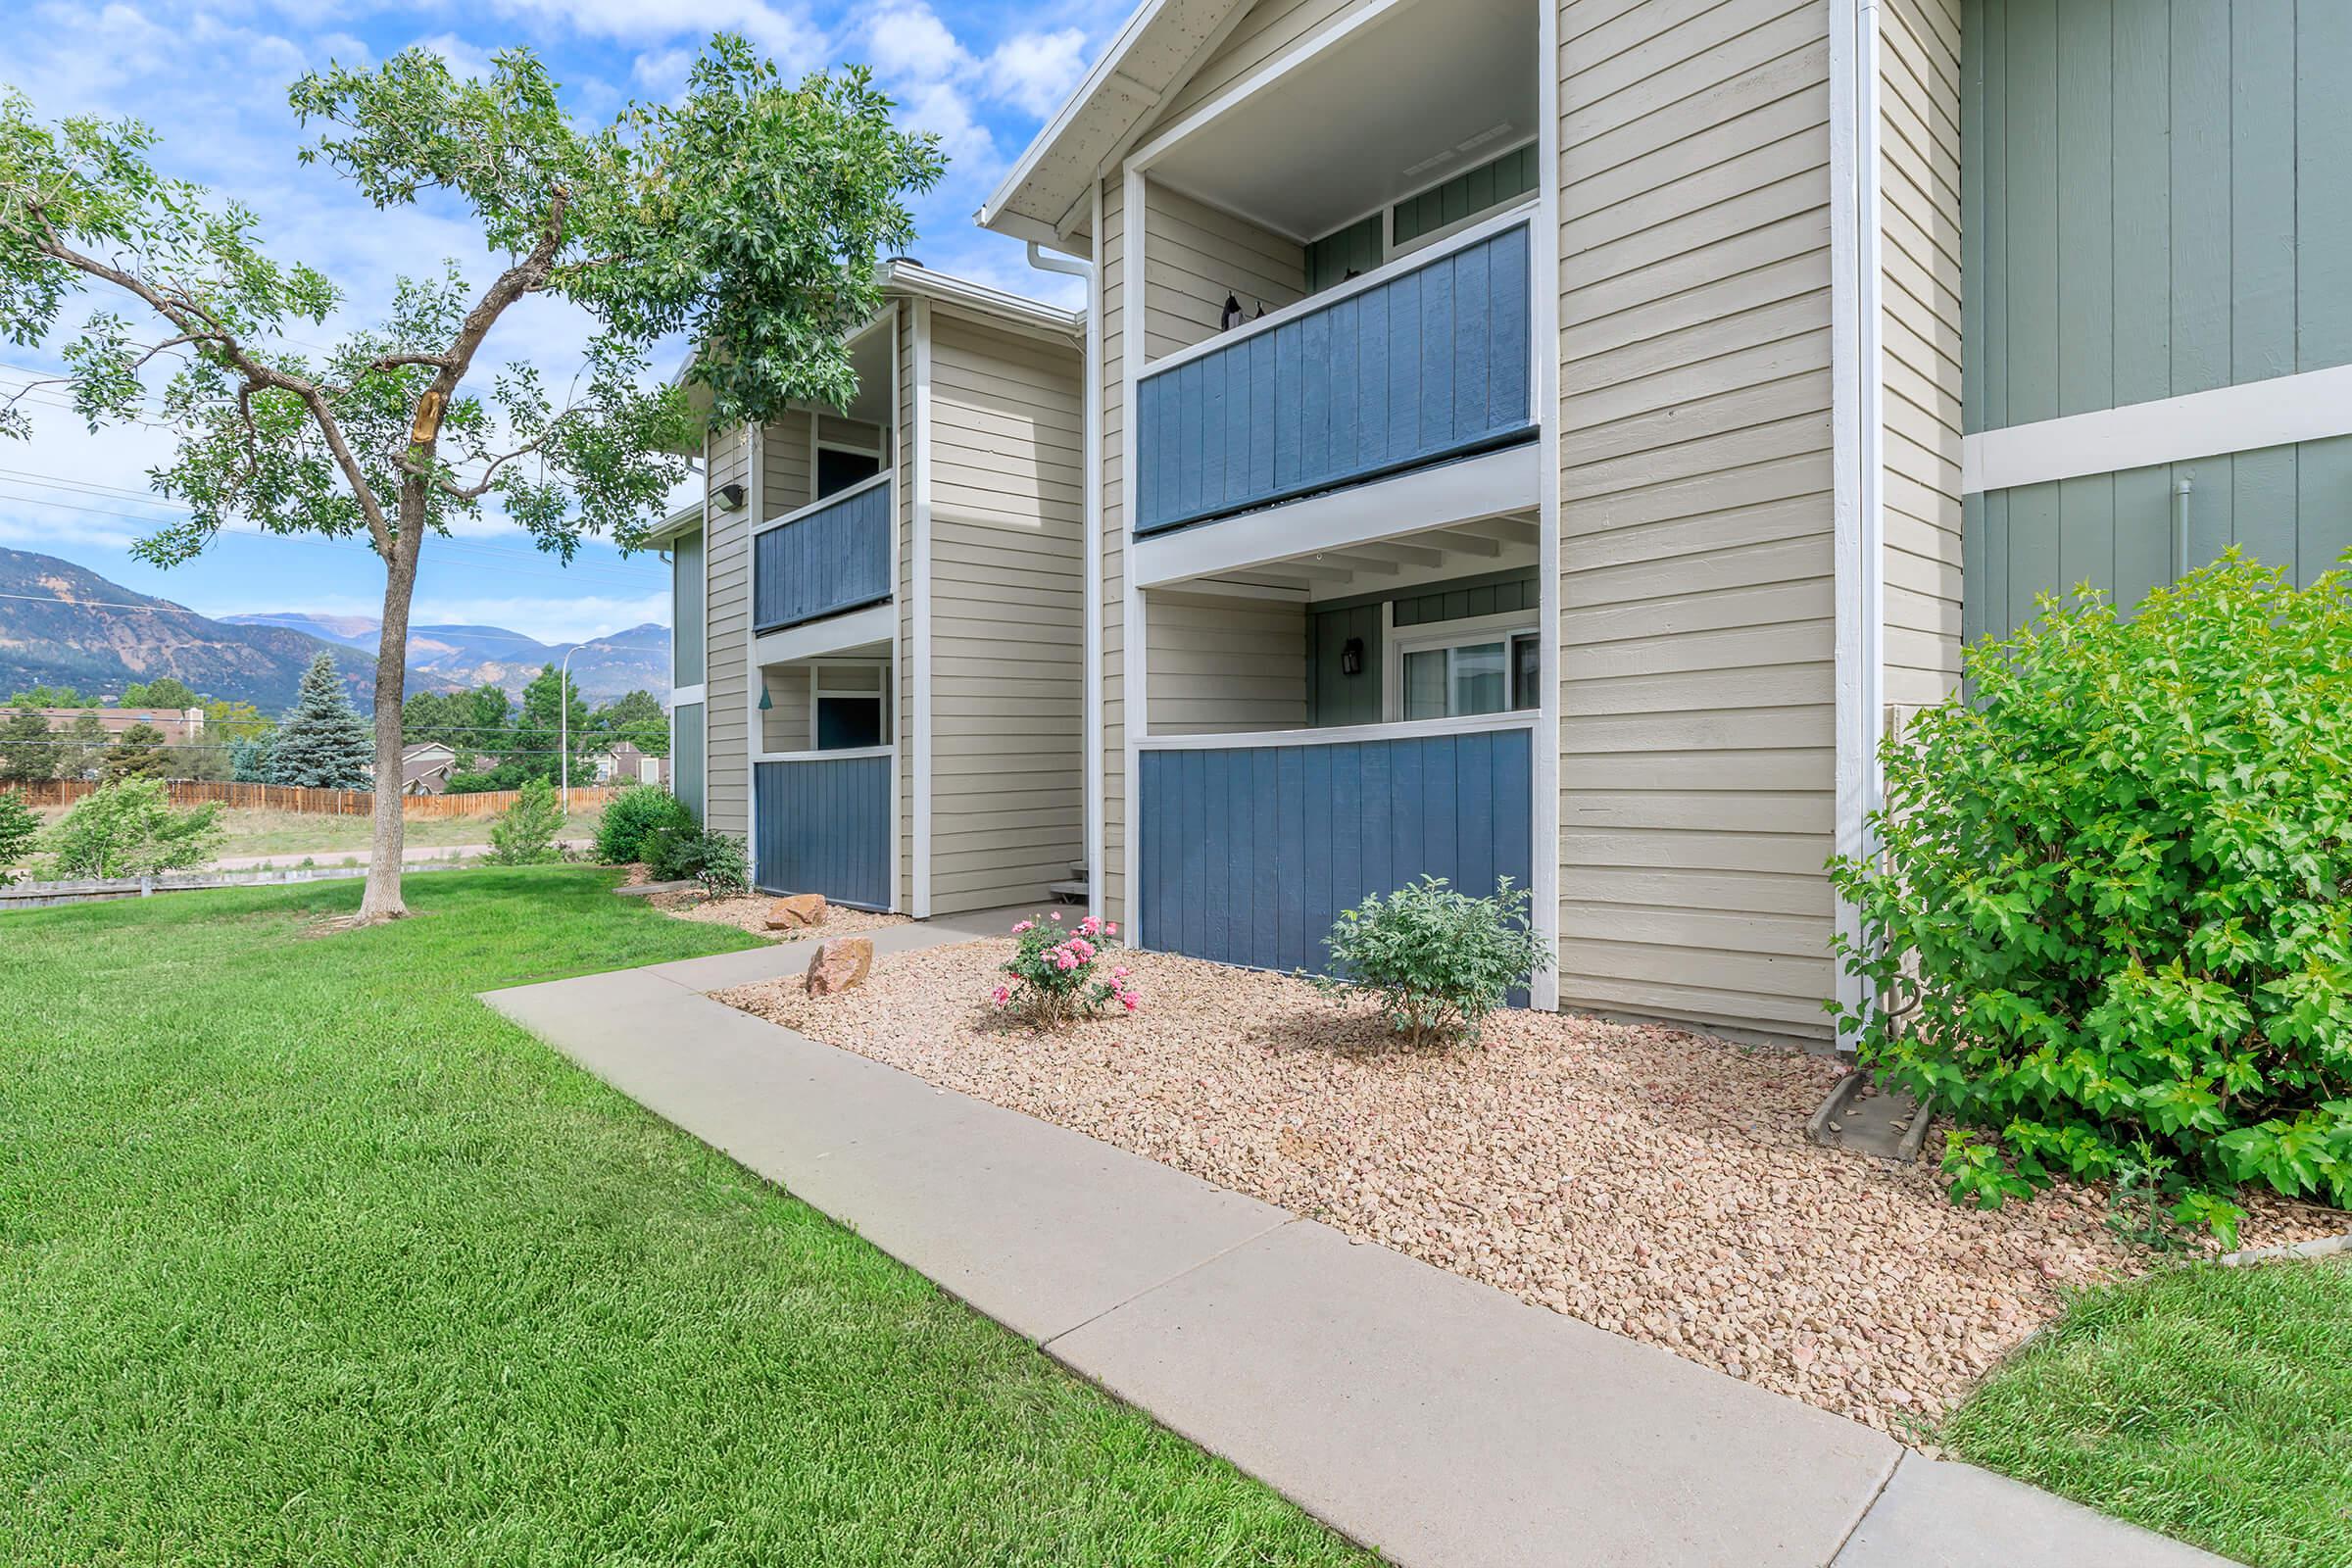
left=589, top=741, right=666, bottom=788
left=400, top=741, right=458, bottom=796
left=38, top=707, right=205, bottom=744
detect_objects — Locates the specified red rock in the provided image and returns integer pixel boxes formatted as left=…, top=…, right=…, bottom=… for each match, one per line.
left=804, top=937, right=872, bottom=996
left=764, top=893, right=828, bottom=930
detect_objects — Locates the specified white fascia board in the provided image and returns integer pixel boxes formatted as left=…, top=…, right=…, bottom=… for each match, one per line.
left=750, top=602, right=897, bottom=667
left=1963, top=364, right=2352, bottom=493
left=1130, top=442, right=1543, bottom=589
left=882, top=263, right=1084, bottom=343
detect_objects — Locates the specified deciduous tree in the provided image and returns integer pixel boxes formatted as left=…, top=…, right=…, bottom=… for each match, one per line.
left=0, top=35, right=941, bottom=921
left=0, top=703, right=54, bottom=783
left=102, top=721, right=171, bottom=781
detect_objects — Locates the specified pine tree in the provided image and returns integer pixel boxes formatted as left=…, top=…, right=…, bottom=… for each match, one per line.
left=103, top=722, right=172, bottom=781
left=267, top=654, right=374, bottom=789
left=0, top=704, right=56, bottom=784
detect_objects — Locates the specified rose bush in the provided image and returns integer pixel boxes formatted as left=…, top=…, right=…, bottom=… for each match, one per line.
left=995, top=911, right=1138, bottom=1027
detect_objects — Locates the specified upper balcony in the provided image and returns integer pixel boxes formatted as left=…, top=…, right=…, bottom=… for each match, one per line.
left=1119, top=0, right=1540, bottom=545
left=753, top=473, right=893, bottom=638
left=1134, top=213, right=1535, bottom=538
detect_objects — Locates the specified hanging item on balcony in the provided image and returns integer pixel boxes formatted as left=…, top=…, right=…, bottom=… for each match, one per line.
left=1220, top=292, right=1244, bottom=331
left=1252, top=300, right=1266, bottom=319
left=758, top=680, right=772, bottom=711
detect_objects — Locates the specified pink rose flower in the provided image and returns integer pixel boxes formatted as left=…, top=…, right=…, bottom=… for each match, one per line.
left=1121, top=994, right=1139, bottom=1012
left=1111, top=965, right=1130, bottom=981
left=1012, top=920, right=1033, bottom=934
left=991, top=985, right=1010, bottom=1006
left=1050, top=910, right=1062, bottom=921
left=1104, top=922, right=1118, bottom=936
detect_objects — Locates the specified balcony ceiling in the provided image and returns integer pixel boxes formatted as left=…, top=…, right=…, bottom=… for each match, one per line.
left=1148, top=0, right=1538, bottom=244
left=1173, top=510, right=1543, bottom=600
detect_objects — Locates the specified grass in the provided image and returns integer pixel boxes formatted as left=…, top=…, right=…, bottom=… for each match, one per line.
left=0, top=867, right=1372, bottom=1567
left=1941, top=1256, right=2352, bottom=1568
left=29, top=803, right=604, bottom=861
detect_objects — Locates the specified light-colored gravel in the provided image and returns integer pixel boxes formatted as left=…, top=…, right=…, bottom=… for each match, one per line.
left=718, top=941, right=2347, bottom=1440
left=653, top=891, right=911, bottom=944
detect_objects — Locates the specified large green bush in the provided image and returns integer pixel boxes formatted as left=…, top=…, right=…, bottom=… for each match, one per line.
left=594, top=784, right=696, bottom=864
left=644, top=825, right=749, bottom=898
left=1830, top=554, right=2352, bottom=1241
left=1316, top=875, right=1551, bottom=1047
left=41, top=779, right=222, bottom=878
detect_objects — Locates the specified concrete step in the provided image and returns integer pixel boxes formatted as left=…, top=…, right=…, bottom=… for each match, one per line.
left=1047, top=879, right=1088, bottom=902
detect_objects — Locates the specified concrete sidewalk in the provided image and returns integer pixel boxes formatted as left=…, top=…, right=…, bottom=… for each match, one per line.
left=483, top=926, right=2225, bottom=1568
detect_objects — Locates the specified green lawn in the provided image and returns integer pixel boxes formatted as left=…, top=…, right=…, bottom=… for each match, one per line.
left=0, top=867, right=1371, bottom=1566
left=1942, top=1256, right=2352, bottom=1568
left=29, top=804, right=603, bottom=861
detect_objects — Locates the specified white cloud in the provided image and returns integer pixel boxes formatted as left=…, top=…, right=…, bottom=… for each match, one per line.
left=405, top=590, right=671, bottom=644
left=983, top=27, right=1087, bottom=118
left=414, top=30, right=497, bottom=81
left=863, top=0, right=966, bottom=79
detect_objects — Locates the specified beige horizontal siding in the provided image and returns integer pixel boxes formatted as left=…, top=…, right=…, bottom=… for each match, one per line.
left=1142, top=185, right=1305, bottom=363
left=1145, top=592, right=1307, bottom=734
left=1557, top=0, right=1838, bottom=1044
left=1151, top=0, right=1362, bottom=130
left=704, top=424, right=753, bottom=838
left=1880, top=0, right=1963, bottom=710
left=925, top=313, right=1087, bottom=914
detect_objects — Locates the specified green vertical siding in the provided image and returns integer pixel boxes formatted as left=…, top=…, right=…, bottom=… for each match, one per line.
left=671, top=527, right=705, bottom=688
left=1968, top=435, right=2352, bottom=638
left=1305, top=568, right=1540, bottom=726
left=1963, top=0, right=2352, bottom=627
left=1964, top=0, right=2352, bottom=431
left=1304, top=215, right=1383, bottom=294
left=1392, top=143, right=1538, bottom=248
left=670, top=700, right=706, bottom=822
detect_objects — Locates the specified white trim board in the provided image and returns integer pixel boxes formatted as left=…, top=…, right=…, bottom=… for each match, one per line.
left=750, top=602, right=897, bottom=667
left=1962, top=365, right=2352, bottom=494
left=1131, top=441, right=1543, bottom=588
left=1136, top=711, right=1538, bottom=752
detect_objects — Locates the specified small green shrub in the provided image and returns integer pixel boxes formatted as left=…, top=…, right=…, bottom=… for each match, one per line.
left=41, top=778, right=222, bottom=878
left=0, top=789, right=37, bottom=884
left=485, top=778, right=566, bottom=865
left=1830, top=553, right=2352, bottom=1244
left=644, top=824, right=749, bottom=898
left=1315, top=875, right=1550, bottom=1047
left=593, top=783, right=696, bottom=864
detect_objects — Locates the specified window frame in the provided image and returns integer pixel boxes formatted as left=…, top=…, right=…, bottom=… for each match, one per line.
left=1382, top=609, right=1541, bottom=723
left=807, top=660, right=892, bottom=752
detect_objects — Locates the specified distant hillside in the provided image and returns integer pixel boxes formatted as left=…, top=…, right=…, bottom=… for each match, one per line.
left=223, top=613, right=671, bottom=705
left=0, top=548, right=387, bottom=712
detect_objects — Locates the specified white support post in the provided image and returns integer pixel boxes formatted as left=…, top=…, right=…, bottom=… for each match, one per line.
left=1830, top=0, right=1886, bottom=1053
left=886, top=301, right=905, bottom=914
left=745, top=419, right=765, bottom=884
left=1085, top=177, right=1107, bottom=924
left=1121, top=165, right=1148, bottom=951
left=1530, top=0, right=1563, bottom=1013
left=910, top=297, right=936, bottom=919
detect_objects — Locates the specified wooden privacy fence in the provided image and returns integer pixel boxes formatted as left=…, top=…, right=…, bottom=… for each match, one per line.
left=10, top=779, right=620, bottom=817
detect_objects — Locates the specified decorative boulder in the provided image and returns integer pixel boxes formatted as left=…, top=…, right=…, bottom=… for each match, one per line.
left=764, top=893, right=828, bottom=930
left=804, top=937, right=873, bottom=996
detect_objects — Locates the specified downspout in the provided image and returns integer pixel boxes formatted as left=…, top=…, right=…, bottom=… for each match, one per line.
left=2173, top=470, right=2193, bottom=578
left=1032, top=220, right=1104, bottom=922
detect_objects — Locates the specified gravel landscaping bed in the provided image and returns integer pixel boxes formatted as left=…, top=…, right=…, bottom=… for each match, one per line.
left=717, top=940, right=2346, bottom=1440
left=653, top=892, right=910, bottom=943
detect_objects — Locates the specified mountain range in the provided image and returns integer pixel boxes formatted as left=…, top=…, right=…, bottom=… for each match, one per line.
left=0, top=546, right=669, bottom=713
left=223, top=613, right=670, bottom=707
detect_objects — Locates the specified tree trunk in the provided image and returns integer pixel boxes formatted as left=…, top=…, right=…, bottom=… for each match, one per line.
left=355, top=500, right=426, bottom=922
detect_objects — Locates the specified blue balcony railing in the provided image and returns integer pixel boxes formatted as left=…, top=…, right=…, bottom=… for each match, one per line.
left=753, top=475, right=892, bottom=634
left=1134, top=217, right=1534, bottom=537
left=755, top=750, right=894, bottom=910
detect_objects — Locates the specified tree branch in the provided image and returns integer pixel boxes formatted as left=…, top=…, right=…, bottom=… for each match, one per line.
left=27, top=216, right=398, bottom=556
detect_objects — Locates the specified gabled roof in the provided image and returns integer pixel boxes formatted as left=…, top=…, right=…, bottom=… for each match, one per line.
left=976, top=0, right=1249, bottom=247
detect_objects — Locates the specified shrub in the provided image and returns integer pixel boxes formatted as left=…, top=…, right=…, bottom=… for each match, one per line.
left=994, top=911, right=1134, bottom=1027
left=594, top=783, right=695, bottom=865
left=1315, top=875, right=1550, bottom=1047
left=643, top=824, right=749, bottom=897
left=1829, top=554, right=2352, bottom=1244
left=0, top=788, right=36, bottom=884
left=485, top=778, right=566, bottom=865
left=41, top=778, right=222, bottom=878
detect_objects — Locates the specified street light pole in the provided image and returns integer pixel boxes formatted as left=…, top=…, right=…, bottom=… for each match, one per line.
left=559, top=644, right=576, bottom=817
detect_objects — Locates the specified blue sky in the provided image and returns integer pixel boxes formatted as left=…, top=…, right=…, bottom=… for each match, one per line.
left=0, top=0, right=1108, bottom=644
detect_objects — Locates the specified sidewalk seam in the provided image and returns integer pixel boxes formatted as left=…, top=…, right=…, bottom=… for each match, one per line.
left=1823, top=1450, right=1904, bottom=1566
left=1038, top=1216, right=1301, bottom=1351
